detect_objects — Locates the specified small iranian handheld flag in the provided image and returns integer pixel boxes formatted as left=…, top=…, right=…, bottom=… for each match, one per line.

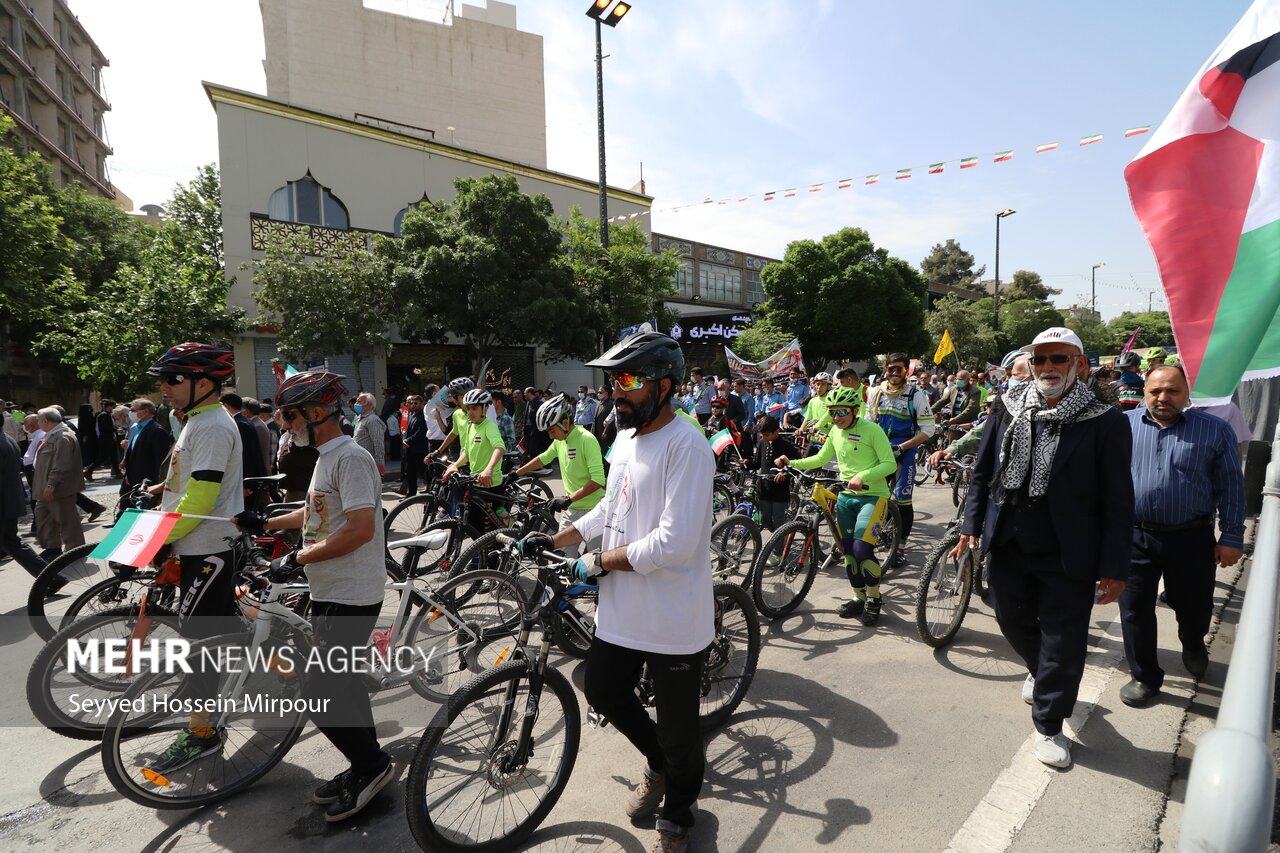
left=768, top=402, right=787, bottom=414
left=960, top=157, right=978, bottom=169
left=994, top=150, right=1014, bottom=163
left=708, top=429, right=735, bottom=456
left=1079, top=133, right=1104, bottom=146
left=895, top=168, right=912, bottom=180
left=928, top=162, right=945, bottom=175
left=91, top=509, right=182, bottom=568
left=1036, top=142, right=1059, bottom=154
left=865, top=173, right=880, bottom=185
left=838, top=177, right=854, bottom=188
left=1124, top=126, right=1151, bottom=138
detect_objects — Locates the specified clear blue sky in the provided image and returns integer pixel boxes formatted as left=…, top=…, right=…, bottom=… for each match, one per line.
left=73, top=0, right=1254, bottom=319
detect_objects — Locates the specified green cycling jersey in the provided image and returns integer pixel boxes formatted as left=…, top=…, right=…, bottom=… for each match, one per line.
left=789, top=417, right=897, bottom=497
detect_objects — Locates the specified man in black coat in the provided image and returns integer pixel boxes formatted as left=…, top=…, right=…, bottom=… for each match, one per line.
left=121, top=399, right=170, bottom=492
left=220, top=392, right=266, bottom=480
left=958, top=327, right=1133, bottom=770
left=1, top=432, right=46, bottom=577
left=401, top=395, right=429, bottom=495
left=521, top=388, right=550, bottom=463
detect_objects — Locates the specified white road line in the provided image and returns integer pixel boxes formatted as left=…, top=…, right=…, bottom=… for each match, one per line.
left=944, top=617, right=1126, bottom=853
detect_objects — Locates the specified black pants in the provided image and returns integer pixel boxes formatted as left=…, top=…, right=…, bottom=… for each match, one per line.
left=178, top=551, right=241, bottom=699
left=402, top=445, right=428, bottom=494
left=1119, top=525, right=1216, bottom=689
left=305, top=600, right=388, bottom=775
left=987, top=542, right=1096, bottom=736
left=0, top=518, right=46, bottom=577
left=583, top=637, right=705, bottom=828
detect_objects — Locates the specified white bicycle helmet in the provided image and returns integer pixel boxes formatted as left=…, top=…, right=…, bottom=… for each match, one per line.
left=813, top=372, right=833, bottom=383
left=536, top=393, right=574, bottom=432
left=447, top=377, right=475, bottom=397
left=462, top=387, right=491, bottom=407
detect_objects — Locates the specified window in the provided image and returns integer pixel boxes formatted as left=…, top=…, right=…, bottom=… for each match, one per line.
left=745, top=269, right=765, bottom=306
left=674, top=258, right=695, bottom=299
left=698, top=262, right=742, bottom=305
left=268, top=173, right=349, bottom=228
left=393, top=194, right=432, bottom=236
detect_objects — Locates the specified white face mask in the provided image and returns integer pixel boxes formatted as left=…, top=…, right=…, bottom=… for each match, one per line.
left=128, top=411, right=139, bottom=424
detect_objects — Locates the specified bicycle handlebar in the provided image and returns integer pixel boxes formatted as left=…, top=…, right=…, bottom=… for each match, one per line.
left=494, top=532, right=580, bottom=568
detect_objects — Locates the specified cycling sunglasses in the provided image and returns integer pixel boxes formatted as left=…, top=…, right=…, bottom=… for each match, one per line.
left=884, top=365, right=906, bottom=374
left=160, top=374, right=187, bottom=385
left=610, top=372, right=650, bottom=392
left=1030, top=354, right=1075, bottom=366
left=827, top=407, right=853, bottom=418
left=279, top=409, right=301, bottom=422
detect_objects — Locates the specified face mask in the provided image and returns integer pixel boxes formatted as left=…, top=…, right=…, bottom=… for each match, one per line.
left=354, top=404, right=363, bottom=415
left=128, top=411, right=139, bottom=424
left=1006, top=378, right=1023, bottom=392
left=578, top=391, right=586, bottom=399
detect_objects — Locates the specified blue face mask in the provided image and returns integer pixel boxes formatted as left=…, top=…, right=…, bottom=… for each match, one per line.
left=353, top=404, right=364, bottom=414
left=1006, top=378, right=1023, bottom=392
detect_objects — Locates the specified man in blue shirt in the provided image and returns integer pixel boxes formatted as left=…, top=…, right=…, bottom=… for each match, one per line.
left=784, top=368, right=809, bottom=429
left=760, top=378, right=786, bottom=416
left=690, top=368, right=713, bottom=424
left=1118, top=364, right=1245, bottom=706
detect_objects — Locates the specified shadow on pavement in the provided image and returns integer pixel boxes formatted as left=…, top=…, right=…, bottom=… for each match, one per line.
left=931, top=627, right=1026, bottom=682
left=523, top=818, right=650, bottom=852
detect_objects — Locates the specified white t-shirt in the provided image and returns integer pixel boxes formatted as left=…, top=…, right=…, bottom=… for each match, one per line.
left=302, top=435, right=387, bottom=605
left=161, top=404, right=243, bottom=556
left=425, top=401, right=447, bottom=441
left=572, top=414, right=715, bottom=655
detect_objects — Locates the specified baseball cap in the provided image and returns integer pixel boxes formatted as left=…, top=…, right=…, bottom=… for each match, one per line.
left=1022, top=327, right=1084, bottom=355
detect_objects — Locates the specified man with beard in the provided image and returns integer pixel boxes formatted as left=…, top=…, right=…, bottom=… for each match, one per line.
left=956, top=327, right=1133, bottom=769
left=866, top=352, right=934, bottom=567
left=516, top=332, right=713, bottom=853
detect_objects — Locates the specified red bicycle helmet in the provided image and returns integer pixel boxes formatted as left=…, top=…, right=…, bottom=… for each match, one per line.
left=276, top=370, right=348, bottom=409
left=148, top=343, right=235, bottom=381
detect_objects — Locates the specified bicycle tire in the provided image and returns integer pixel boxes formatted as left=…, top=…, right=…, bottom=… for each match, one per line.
left=27, top=543, right=124, bottom=641
left=401, top=567, right=530, bottom=702
left=509, top=476, right=554, bottom=507
left=712, top=484, right=734, bottom=524
left=405, top=661, right=580, bottom=853
left=548, top=595, right=596, bottom=660
left=874, top=500, right=904, bottom=568
left=399, top=518, right=475, bottom=578
left=751, top=520, right=819, bottom=619
left=700, top=581, right=760, bottom=731
left=58, top=570, right=164, bottom=630
left=914, top=532, right=975, bottom=648
left=709, top=514, right=761, bottom=585
left=100, top=630, right=309, bottom=809
left=446, top=528, right=520, bottom=582
left=385, top=492, right=443, bottom=542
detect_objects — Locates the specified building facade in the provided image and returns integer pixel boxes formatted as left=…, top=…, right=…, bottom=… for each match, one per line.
left=0, top=0, right=113, bottom=197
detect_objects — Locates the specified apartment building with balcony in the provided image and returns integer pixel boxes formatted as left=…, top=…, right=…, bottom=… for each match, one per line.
left=0, top=0, right=113, bottom=198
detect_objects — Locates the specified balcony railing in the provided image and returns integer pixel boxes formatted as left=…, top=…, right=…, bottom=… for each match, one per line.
left=249, top=213, right=389, bottom=258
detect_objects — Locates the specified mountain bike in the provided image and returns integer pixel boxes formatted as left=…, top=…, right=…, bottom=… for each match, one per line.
left=914, top=458, right=989, bottom=647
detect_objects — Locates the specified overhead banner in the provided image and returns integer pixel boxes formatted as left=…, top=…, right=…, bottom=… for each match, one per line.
left=725, top=338, right=807, bottom=381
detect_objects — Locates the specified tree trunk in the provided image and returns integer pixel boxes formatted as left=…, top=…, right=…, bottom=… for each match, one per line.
left=351, top=350, right=366, bottom=392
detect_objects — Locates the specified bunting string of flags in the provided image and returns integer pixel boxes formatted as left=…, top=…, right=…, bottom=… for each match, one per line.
left=605, top=124, right=1152, bottom=224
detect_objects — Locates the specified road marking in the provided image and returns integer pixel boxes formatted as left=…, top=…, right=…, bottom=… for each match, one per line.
left=944, top=616, right=1126, bottom=853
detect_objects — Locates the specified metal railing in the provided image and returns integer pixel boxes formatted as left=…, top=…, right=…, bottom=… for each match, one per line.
left=1180, top=420, right=1280, bottom=851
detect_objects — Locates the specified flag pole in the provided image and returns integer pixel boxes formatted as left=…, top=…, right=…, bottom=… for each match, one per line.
left=128, top=508, right=236, bottom=523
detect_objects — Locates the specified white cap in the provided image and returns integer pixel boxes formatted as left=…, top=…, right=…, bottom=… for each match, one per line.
left=1022, top=327, right=1084, bottom=354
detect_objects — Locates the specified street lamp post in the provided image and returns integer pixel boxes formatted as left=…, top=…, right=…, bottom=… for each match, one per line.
left=993, top=208, right=1016, bottom=332
left=586, top=0, right=631, bottom=250
left=1091, top=262, right=1105, bottom=316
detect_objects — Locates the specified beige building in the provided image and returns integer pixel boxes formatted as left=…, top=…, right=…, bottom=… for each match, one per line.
left=0, top=0, right=113, bottom=198
left=260, top=0, right=547, bottom=168
left=208, top=83, right=650, bottom=400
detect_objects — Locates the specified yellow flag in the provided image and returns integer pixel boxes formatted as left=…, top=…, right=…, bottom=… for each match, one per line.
left=934, top=330, right=956, bottom=364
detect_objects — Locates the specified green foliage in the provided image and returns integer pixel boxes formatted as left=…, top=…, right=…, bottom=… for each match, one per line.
left=165, top=163, right=224, bottom=272
left=761, top=227, right=928, bottom=366
left=998, top=299, right=1064, bottom=352
left=0, top=114, right=67, bottom=317
left=920, top=238, right=984, bottom=293
left=253, top=238, right=391, bottom=390
left=923, top=294, right=1000, bottom=367
left=1065, top=311, right=1112, bottom=354
left=1001, top=269, right=1060, bottom=303
left=732, top=314, right=795, bottom=362
left=564, top=208, right=680, bottom=350
left=1104, top=311, right=1172, bottom=351
left=55, top=182, right=151, bottom=292
left=382, top=174, right=602, bottom=377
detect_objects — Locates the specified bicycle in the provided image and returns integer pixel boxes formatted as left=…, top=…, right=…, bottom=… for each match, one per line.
left=99, top=528, right=530, bottom=809
left=914, top=430, right=949, bottom=485
left=914, top=458, right=989, bottom=648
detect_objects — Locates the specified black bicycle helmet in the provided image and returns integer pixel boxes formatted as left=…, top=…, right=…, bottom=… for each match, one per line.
left=147, top=343, right=235, bottom=381
left=276, top=370, right=348, bottom=409
left=447, top=377, right=475, bottom=397
left=1116, top=351, right=1141, bottom=369
left=586, top=332, right=684, bottom=384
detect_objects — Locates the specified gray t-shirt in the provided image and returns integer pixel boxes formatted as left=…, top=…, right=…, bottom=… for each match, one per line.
left=161, top=404, right=243, bottom=556
left=302, top=435, right=386, bottom=605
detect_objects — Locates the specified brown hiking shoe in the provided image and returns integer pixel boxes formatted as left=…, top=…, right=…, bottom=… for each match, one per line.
left=651, top=820, right=690, bottom=852
left=625, top=767, right=665, bottom=818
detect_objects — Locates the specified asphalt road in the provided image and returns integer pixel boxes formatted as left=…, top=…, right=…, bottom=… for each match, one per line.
left=0, top=472, right=1250, bottom=852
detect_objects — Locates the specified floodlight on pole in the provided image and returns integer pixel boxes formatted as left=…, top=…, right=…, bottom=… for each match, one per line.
left=585, top=0, right=633, bottom=250
left=993, top=209, right=1016, bottom=331
left=1091, top=262, right=1105, bottom=316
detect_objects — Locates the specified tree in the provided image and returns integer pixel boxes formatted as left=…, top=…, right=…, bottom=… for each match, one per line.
left=923, top=294, right=1000, bottom=368
left=55, top=182, right=151, bottom=293
left=732, top=314, right=795, bottom=362
left=1065, top=311, right=1112, bottom=354
left=0, top=114, right=66, bottom=318
left=921, top=238, right=985, bottom=293
left=165, top=163, right=224, bottom=273
left=1001, top=269, right=1060, bottom=303
left=761, top=227, right=928, bottom=366
left=1104, top=311, right=1173, bottom=351
left=382, top=174, right=602, bottom=378
left=253, top=238, right=392, bottom=390
left=563, top=207, right=679, bottom=351
left=998, top=299, right=1064, bottom=353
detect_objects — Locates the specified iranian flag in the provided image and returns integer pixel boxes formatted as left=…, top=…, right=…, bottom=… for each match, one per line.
left=960, top=157, right=979, bottom=169
left=763, top=191, right=777, bottom=201
left=928, top=162, right=945, bottom=174
left=1079, top=133, right=1105, bottom=146
left=1125, top=126, right=1152, bottom=138
left=738, top=195, right=749, bottom=202
left=1036, top=142, right=1059, bottom=154
left=895, top=168, right=912, bottom=180
left=1125, top=0, right=1280, bottom=401
left=808, top=183, right=824, bottom=193
left=865, top=173, right=880, bottom=185
left=838, top=177, right=853, bottom=188
left=783, top=187, right=797, bottom=198
left=994, top=150, right=1013, bottom=163
left=708, top=428, right=735, bottom=455
left=91, top=509, right=182, bottom=568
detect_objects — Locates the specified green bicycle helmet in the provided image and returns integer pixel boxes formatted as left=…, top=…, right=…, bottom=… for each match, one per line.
left=826, top=385, right=862, bottom=409
left=1145, top=347, right=1167, bottom=360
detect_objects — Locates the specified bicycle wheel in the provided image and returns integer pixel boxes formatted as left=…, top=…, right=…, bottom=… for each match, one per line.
left=399, top=518, right=475, bottom=578
left=751, top=520, right=819, bottom=619
left=28, top=543, right=129, bottom=640
left=26, top=603, right=184, bottom=739
left=385, top=493, right=443, bottom=544
left=548, top=592, right=597, bottom=660
left=509, top=475, right=553, bottom=507
left=101, top=630, right=309, bottom=808
left=709, top=514, right=761, bottom=585
left=405, top=661, right=580, bottom=852
left=914, top=533, right=975, bottom=647
left=401, top=568, right=530, bottom=702
left=447, top=528, right=520, bottom=581
left=952, top=470, right=971, bottom=508
left=873, top=501, right=903, bottom=567
left=700, top=581, right=760, bottom=731
left=58, top=570, right=164, bottom=629
left=915, top=449, right=933, bottom=485
left=711, top=483, right=734, bottom=523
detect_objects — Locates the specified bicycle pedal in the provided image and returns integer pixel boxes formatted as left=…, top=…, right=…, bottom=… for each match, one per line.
left=587, top=709, right=609, bottom=730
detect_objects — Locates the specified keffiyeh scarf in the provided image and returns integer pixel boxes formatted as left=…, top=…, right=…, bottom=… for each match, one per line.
left=996, top=378, right=1112, bottom=500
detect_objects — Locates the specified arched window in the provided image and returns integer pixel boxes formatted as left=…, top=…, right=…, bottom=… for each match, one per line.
left=268, top=171, right=349, bottom=229
left=393, top=193, right=433, bottom=237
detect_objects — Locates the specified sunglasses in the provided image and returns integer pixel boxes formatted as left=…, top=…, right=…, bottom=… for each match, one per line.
left=1030, top=354, right=1075, bottom=366
left=828, top=407, right=853, bottom=418
left=279, top=410, right=301, bottom=422
left=611, top=372, right=650, bottom=392
left=884, top=366, right=905, bottom=374
left=161, top=375, right=186, bottom=385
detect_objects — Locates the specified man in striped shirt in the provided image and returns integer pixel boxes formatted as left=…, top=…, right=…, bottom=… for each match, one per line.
left=1118, top=365, right=1245, bottom=707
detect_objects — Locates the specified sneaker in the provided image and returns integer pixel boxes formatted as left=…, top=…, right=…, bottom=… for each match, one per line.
left=890, top=548, right=907, bottom=568
left=651, top=820, right=690, bottom=853
left=837, top=599, right=865, bottom=619
left=625, top=766, right=665, bottom=818
left=1022, top=674, right=1035, bottom=705
left=858, top=597, right=881, bottom=626
left=1033, top=732, right=1071, bottom=769
left=313, top=769, right=352, bottom=805
left=144, top=728, right=222, bottom=776
left=325, top=758, right=394, bottom=822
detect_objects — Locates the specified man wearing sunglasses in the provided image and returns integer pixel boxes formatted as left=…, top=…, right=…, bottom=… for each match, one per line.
left=517, top=332, right=714, bottom=853
left=866, top=352, right=935, bottom=567
left=955, top=327, right=1133, bottom=770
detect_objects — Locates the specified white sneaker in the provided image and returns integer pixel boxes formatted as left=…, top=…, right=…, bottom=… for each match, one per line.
left=1033, top=732, right=1071, bottom=768
left=1022, top=674, right=1035, bottom=705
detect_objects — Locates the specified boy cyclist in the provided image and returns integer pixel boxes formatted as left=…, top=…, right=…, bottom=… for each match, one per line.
left=513, top=392, right=606, bottom=549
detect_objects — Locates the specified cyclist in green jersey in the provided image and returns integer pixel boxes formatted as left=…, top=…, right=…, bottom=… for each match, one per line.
left=796, top=372, right=833, bottom=451
left=775, top=385, right=897, bottom=625
left=513, top=393, right=605, bottom=549
left=431, top=377, right=476, bottom=462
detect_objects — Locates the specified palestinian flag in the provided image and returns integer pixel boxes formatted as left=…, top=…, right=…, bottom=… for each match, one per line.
left=91, top=509, right=181, bottom=568
left=1125, top=0, right=1280, bottom=402
left=808, top=183, right=824, bottom=193
left=994, top=150, right=1013, bottom=163
left=783, top=188, right=797, bottom=198
left=1036, top=142, right=1059, bottom=154
left=928, top=162, right=945, bottom=174
left=1079, top=133, right=1104, bottom=146
left=838, top=177, right=854, bottom=188
left=865, top=173, right=880, bottom=185
left=763, top=191, right=777, bottom=201
left=895, top=168, right=912, bottom=180
left=708, top=428, right=735, bottom=455
left=960, top=157, right=978, bottom=169
left=1125, top=126, right=1152, bottom=137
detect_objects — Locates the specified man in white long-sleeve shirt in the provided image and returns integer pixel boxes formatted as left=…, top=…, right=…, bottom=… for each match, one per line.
left=520, top=332, right=712, bottom=853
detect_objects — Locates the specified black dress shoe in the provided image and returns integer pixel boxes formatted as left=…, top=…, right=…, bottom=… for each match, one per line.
left=1183, top=641, right=1209, bottom=679
left=1119, top=679, right=1160, bottom=707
